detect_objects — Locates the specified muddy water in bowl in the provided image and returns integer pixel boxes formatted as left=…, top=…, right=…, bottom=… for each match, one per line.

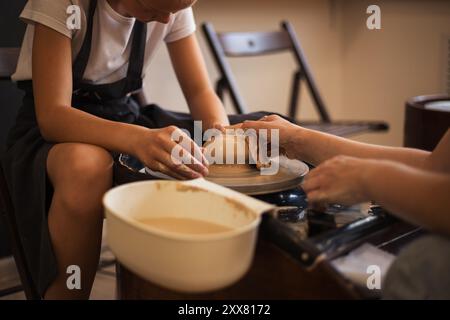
left=103, top=179, right=274, bottom=293
left=138, top=217, right=233, bottom=235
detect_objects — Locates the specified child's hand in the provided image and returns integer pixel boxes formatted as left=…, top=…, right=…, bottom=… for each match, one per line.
left=135, top=126, right=209, bottom=180
left=302, top=156, right=377, bottom=206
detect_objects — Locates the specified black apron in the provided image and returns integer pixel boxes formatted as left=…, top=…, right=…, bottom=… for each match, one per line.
left=2, top=0, right=270, bottom=297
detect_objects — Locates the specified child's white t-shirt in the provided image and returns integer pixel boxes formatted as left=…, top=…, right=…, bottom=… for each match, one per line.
left=12, top=0, right=196, bottom=84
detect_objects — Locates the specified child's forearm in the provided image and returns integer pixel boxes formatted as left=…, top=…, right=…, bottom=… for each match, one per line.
left=38, top=104, right=148, bottom=156
left=290, top=127, right=430, bottom=167
left=364, top=161, right=450, bottom=236
left=167, top=35, right=229, bottom=129
left=187, top=89, right=229, bottom=130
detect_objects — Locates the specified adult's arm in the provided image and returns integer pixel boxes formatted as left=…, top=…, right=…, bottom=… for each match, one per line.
left=241, top=115, right=449, bottom=171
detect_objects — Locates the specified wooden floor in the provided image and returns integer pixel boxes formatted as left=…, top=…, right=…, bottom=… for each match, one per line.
left=0, top=243, right=117, bottom=300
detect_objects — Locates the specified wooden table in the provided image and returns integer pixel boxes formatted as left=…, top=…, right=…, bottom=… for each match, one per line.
left=116, top=239, right=361, bottom=300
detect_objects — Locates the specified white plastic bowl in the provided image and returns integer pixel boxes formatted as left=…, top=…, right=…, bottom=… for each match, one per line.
left=103, top=179, right=273, bottom=293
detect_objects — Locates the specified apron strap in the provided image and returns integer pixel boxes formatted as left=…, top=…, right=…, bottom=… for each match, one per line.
left=72, top=0, right=97, bottom=85
left=125, top=21, right=147, bottom=94
left=72, top=0, right=147, bottom=96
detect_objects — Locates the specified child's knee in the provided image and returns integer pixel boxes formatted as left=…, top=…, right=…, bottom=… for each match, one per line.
left=48, top=143, right=113, bottom=214
left=50, top=143, right=112, bottom=184
left=66, top=144, right=113, bottom=185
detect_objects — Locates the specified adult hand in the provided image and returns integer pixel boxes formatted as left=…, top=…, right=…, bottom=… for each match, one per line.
left=242, top=115, right=299, bottom=146
left=302, top=155, right=377, bottom=206
left=215, top=115, right=302, bottom=159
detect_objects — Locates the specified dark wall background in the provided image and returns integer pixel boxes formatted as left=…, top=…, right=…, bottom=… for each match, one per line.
left=0, top=0, right=28, bottom=257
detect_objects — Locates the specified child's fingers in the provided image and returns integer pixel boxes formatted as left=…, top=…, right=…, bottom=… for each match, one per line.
left=179, top=148, right=210, bottom=176
left=178, top=143, right=209, bottom=176
left=160, top=151, right=205, bottom=179
left=152, top=161, right=187, bottom=180
left=183, top=138, right=210, bottom=167
left=167, top=130, right=209, bottom=167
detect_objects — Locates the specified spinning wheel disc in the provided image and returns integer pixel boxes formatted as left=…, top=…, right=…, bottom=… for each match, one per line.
left=205, top=159, right=309, bottom=195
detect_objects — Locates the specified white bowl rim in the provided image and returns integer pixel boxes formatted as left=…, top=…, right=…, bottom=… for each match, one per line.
left=103, top=180, right=262, bottom=242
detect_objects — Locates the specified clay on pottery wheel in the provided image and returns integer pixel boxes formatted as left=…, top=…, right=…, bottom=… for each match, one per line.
left=203, top=132, right=274, bottom=177
left=203, top=133, right=252, bottom=170
left=203, top=134, right=310, bottom=195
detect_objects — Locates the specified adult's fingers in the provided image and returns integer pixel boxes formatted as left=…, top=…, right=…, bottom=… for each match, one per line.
left=304, top=167, right=321, bottom=181
left=302, top=175, right=324, bottom=193
left=213, top=124, right=226, bottom=133
left=241, top=120, right=272, bottom=130
left=223, top=123, right=244, bottom=131
left=306, top=190, right=330, bottom=205
left=309, top=202, right=328, bottom=212
left=242, top=121, right=280, bottom=144
left=260, top=114, right=279, bottom=121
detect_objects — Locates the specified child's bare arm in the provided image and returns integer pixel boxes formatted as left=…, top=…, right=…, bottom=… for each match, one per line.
left=167, top=34, right=229, bottom=129
left=33, top=24, right=145, bottom=153
left=32, top=24, right=207, bottom=179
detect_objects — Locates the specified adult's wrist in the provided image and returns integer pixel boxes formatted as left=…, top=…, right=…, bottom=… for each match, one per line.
left=284, top=126, right=308, bottom=160
left=360, top=159, right=393, bottom=201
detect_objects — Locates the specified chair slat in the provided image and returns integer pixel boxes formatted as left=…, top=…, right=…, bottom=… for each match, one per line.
left=202, top=21, right=389, bottom=137
left=218, top=31, right=292, bottom=57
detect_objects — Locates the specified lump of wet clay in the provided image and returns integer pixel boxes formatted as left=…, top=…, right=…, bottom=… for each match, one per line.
left=203, top=133, right=273, bottom=172
left=203, top=133, right=250, bottom=166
